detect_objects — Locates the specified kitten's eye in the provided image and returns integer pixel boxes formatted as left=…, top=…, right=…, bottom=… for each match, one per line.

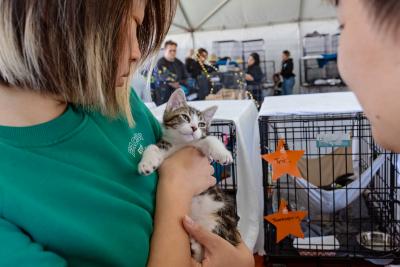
left=198, top=122, right=206, bottom=128
left=181, top=114, right=191, bottom=122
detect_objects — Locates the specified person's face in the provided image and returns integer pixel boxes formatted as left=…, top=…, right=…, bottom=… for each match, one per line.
left=199, top=52, right=208, bottom=63
left=337, top=0, right=400, bottom=151
left=248, top=56, right=255, bottom=66
left=116, top=2, right=144, bottom=87
left=165, top=44, right=177, bottom=61
left=282, top=53, right=289, bottom=61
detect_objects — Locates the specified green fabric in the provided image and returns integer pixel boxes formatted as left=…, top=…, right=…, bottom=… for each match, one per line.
left=0, top=90, right=162, bottom=267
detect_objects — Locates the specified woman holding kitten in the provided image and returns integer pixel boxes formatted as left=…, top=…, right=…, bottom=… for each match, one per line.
left=0, top=1, right=253, bottom=267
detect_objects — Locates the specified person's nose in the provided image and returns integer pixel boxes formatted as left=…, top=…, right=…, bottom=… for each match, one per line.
left=129, top=38, right=141, bottom=63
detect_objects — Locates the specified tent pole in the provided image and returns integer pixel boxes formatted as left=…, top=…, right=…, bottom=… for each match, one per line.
left=179, top=1, right=194, bottom=31
left=178, top=1, right=196, bottom=49
left=297, top=0, right=305, bottom=93
left=191, top=32, right=196, bottom=49
left=172, top=23, right=191, bottom=32
left=194, top=0, right=230, bottom=31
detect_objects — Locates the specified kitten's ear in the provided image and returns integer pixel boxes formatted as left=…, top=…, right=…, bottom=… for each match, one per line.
left=202, top=106, right=218, bottom=124
left=166, top=89, right=187, bottom=111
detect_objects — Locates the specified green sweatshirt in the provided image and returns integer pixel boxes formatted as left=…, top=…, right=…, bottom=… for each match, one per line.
left=0, top=90, right=162, bottom=267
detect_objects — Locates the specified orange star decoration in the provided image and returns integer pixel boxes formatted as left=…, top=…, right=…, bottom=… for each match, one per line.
left=265, top=199, right=308, bottom=243
left=262, top=139, right=304, bottom=181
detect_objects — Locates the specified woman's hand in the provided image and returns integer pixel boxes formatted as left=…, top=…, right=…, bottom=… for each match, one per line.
left=183, top=216, right=255, bottom=267
left=158, top=147, right=216, bottom=200
left=148, top=147, right=216, bottom=267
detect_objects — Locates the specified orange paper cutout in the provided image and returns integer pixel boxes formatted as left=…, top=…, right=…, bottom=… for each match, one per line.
left=262, top=139, right=304, bottom=181
left=265, top=199, right=307, bottom=243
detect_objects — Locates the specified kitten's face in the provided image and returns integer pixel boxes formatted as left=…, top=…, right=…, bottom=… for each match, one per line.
left=163, top=90, right=217, bottom=143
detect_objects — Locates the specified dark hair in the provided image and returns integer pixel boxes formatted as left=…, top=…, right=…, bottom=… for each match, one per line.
left=0, top=0, right=177, bottom=123
left=364, top=1, right=400, bottom=31
left=332, top=0, right=400, bottom=33
left=283, top=50, right=291, bottom=57
left=164, top=40, right=178, bottom=48
left=198, top=48, right=208, bottom=56
left=249, top=52, right=260, bottom=66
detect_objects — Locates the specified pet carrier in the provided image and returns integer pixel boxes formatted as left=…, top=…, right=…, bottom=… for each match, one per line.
left=300, top=32, right=343, bottom=88
left=259, top=95, right=400, bottom=263
left=212, top=40, right=243, bottom=67
left=209, top=120, right=238, bottom=206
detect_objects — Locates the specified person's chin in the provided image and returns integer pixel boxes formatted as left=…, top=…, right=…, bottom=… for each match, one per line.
left=371, top=125, right=400, bottom=152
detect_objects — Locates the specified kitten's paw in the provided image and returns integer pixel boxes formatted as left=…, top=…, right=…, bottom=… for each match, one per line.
left=210, top=147, right=233, bottom=165
left=138, top=146, right=162, bottom=176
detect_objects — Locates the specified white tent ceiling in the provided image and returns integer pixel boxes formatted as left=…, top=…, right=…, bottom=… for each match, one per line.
left=170, top=0, right=337, bottom=34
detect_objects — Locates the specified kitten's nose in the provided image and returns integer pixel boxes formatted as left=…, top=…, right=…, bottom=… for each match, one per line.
left=191, top=126, right=198, bottom=132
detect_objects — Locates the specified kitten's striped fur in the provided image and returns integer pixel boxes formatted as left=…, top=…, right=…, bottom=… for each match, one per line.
left=138, top=89, right=240, bottom=262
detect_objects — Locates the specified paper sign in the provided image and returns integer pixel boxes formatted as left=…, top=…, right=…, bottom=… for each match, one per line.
left=262, top=139, right=304, bottom=181
left=316, top=133, right=351, bottom=148
left=265, top=200, right=308, bottom=243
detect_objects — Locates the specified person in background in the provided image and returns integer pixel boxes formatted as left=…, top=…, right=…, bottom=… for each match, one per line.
left=272, top=73, right=283, bottom=96
left=156, top=40, right=188, bottom=98
left=187, top=48, right=215, bottom=79
left=245, top=52, right=264, bottom=86
left=189, top=48, right=218, bottom=100
left=280, top=50, right=295, bottom=95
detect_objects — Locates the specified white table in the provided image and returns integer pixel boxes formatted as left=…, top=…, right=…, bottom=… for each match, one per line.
left=259, top=92, right=362, bottom=116
left=150, top=100, right=265, bottom=254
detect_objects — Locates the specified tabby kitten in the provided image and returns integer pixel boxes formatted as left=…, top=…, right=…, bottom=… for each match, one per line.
left=138, top=89, right=241, bottom=262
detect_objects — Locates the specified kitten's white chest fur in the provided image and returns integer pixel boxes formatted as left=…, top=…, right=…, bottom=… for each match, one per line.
left=191, top=194, right=225, bottom=232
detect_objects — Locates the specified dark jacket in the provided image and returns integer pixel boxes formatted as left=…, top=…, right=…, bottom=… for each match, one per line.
left=281, top=58, right=295, bottom=79
left=186, top=59, right=215, bottom=79
left=156, top=57, right=188, bottom=84
left=246, top=65, right=263, bottom=86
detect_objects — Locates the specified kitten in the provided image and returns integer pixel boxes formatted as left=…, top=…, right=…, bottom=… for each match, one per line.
left=138, top=89, right=241, bottom=262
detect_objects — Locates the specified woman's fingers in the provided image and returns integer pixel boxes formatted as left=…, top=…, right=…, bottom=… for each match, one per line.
left=209, top=165, right=215, bottom=175
left=183, top=215, right=223, bottom=251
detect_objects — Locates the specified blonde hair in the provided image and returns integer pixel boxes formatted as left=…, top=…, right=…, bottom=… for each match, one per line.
left=0, top=0, right=177, bottom=124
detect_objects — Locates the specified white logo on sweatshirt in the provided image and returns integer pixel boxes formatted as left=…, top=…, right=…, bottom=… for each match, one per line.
left=128, top=133, right=144, bottom=158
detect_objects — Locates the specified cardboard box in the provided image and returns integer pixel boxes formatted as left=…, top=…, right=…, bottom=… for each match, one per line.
left=206, top=89, right=246, bottom=100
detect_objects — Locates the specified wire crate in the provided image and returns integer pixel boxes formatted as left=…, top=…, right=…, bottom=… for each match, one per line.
left=259, top=113, right=400, bottom=262
left=303, top=33, right=329, bottom=56
left=212, top=40, right=243, bottom=64
left=209, top=120, right=238, bottom=204
left=331, top=33, right=341, bottom=54
left=265, top=60, right=276, bottom=84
